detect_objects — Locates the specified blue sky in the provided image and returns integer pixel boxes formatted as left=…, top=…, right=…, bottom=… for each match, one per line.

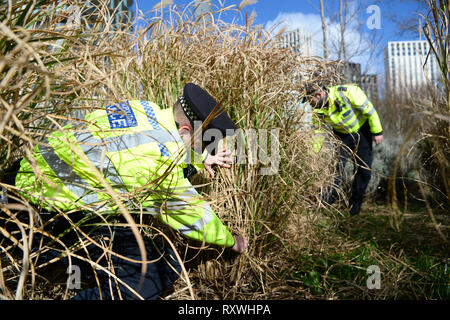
left=132, top=1, right=427, bottom=77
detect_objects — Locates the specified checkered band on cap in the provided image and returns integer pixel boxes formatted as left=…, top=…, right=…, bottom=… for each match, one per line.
left=179, top=95, right=200, bottom=122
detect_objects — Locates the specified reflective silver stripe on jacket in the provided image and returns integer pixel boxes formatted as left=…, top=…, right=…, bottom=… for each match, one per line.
left=39, top=123, right=182, bottom=205
left=170, top=187, right=213, bottom=236
left=347, top=114, right=362, bottom=130
left=339, top=91, right=351, bottom=108
left=355, top=98, right=374, bottom=114
left=338, top=90, right=372, bottom=115
left=177, top=205, right=213, bottom=235
left=337, top=91, right=369, bottom=130
left=73, top=129, right=182, bottom=187
left=73, top=131, right=126, bottom=189
left=74, top=129, right=181, bottom=153
left=361, top=99, right=375, bottom=115
left=149, top=186, right=213, bottom=236
left=39, top=140, right=100, bottom=205
left=339, top=89, right=373, bottom=116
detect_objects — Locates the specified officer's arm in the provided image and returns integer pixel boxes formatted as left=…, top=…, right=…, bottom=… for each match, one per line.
left=349, top=86, right=383, bottom=135
left=154, top=178, right=236, bottom=248
left=188, top=148, right=208, bottom=171
left=180, top=148, right=206, bottom=179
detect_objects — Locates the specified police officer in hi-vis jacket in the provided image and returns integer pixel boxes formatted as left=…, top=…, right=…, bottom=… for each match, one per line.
left=1, top=83, right=247, bottom=299
left=306, top=83, right=384, bottom=215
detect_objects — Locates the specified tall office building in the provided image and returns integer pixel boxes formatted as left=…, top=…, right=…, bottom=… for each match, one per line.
left=360, top=74, right=378, bottom=101
left=384, top=40, right=439, bottom=94
left=278, top=28, right=315, bottom=56
left=338, top=62, right=361, bottom=85
left=85, top=0, right=134, bottom=29
left=336, top=62, right=378, bottom=101
left=108, top=0, right=134, bottom=28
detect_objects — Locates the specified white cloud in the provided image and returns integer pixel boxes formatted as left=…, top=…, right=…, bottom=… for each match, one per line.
left=265, top=12, right=323, bottom=36
left=264, top=11, right=381, bottom=74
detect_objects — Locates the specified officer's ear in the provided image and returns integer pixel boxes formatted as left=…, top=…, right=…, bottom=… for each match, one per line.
left=178, top=125, right=193, bottom=135
left=178, top=125, right=195, bottom=147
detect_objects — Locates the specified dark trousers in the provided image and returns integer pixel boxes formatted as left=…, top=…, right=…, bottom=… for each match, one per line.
left=67, top=227, right=182, bottom=300
left=328, top=121, right=373, bottom=207
left=1, top=161, right=181, bottom=300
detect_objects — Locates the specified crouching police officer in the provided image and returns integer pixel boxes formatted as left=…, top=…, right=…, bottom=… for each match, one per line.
left=306, top=83, right=384, bottom=215
left=1, top=83, right=247, bottom=299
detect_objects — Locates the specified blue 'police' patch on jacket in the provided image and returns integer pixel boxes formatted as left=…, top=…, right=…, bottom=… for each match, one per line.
left=106, top=102, right=138, bottom=129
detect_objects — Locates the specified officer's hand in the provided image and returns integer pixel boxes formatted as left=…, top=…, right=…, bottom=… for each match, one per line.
left=231, top=235, right=248, bottom=254
left=204, top=148, right=233, bottom=178
left=373, top=135, right=384, bottom=145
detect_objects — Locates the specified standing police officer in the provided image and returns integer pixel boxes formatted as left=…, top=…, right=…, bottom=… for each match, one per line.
left=307, top=83, right=384, bottom=215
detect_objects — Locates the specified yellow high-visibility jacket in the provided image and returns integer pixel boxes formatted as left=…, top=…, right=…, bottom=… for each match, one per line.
left=313, top=84, right=383, bottom=135
left=310, top=84, right=382, bottom=152
left=15, top=100, right=235, bottom=247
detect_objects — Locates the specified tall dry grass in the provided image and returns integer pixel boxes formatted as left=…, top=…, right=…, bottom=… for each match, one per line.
left=0, top=0, right=338, bottom=299
left=381, top=0, right=449, bottom=237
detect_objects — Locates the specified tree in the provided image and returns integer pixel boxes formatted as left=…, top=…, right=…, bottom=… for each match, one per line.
left=313, top=0, right=383, bottom=75
left=338, top=0, right=348, bottom=61
left=388, top=0, right=429, bottom=38
left=319, top=0, right=328, bottom=59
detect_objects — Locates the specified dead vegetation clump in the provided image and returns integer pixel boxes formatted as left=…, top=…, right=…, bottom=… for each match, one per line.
left=0, top=0, right=344, bottom=300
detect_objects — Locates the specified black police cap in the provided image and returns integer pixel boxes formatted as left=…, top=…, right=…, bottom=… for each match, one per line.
left=179, top=83, right=237, bottom=135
